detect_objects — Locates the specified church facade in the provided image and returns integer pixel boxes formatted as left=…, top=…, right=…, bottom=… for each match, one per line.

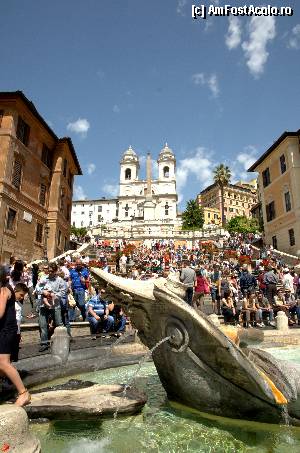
left=71, top=143, right=179, bottom=230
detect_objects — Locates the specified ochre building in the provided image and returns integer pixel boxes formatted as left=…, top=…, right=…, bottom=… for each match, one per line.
left=0, top=91, right=81, bottom=262
left=197, top=180, right=257, bottom=224
left=249, top=129, right=300, bottom=255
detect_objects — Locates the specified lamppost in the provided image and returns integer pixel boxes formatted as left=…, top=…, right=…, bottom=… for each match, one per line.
left=43, top=224, right=50, bottom=261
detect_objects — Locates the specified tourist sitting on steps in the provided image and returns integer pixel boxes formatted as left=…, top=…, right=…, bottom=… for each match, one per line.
left=107, top=301, right=127, bottom=337
left=273, top=289, right=295, bottom=326
left=241, top=291, right=263, bottom=328
left=256, top=291, right=275, bottom=326
left=87, top=287, right=114, bottom=340
left=221, top=290, right=240, bottom=325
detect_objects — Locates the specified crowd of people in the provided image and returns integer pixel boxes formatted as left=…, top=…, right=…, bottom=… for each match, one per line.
left=1, top=233, right=300, bottom=406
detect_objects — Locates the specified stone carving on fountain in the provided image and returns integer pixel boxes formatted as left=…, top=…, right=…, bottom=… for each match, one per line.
left=91, top=268, right=300, bottom=425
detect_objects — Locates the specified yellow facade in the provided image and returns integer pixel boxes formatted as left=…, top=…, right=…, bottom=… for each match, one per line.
left=203, top=207, right=221, bottom=225
left=249, top=131, right=300, bottom=254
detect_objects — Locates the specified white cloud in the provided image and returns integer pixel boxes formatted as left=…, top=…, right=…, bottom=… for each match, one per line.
left=87, top=163, right=96, bottom=175
left=232, top=145, right=258, bottom=181
left=102, top=183, right=119, bottom=198
left=288, top=24, right=300, bottom=49
left=176, top=147, right=214, bottom=203
left=241, top=16, right=276, bottom=78
left=192, top=72, right=220, bottom=98
left=73, top=185, right=87, bottom=200
left=225, top=16, right=242, bottom=50
left=113, top=104, right=120, bottom=114
left=67, top=118, right=90, bottom=137
left=176, top=0, right=187, bottom=15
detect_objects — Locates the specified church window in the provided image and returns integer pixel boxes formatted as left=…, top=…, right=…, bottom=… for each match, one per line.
left=125, top=203, right=129, bottom=217
left=165, top=203, right=169, bottom=216
left=163, top=166, right=170, bottom=178
left=125, top=168, right=131, bottom=180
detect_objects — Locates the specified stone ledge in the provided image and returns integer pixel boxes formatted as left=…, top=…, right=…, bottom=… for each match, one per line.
left=0, top=406, right=41, bottom=453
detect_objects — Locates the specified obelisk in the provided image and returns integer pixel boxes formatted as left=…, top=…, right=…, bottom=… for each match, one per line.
left=143, top=152, right=156, bottom=220
left=146, top=152, right=152, bottom=200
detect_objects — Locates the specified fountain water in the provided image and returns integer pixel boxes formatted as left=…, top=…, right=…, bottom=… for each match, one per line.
left=113, top=336, right=171, bottom=419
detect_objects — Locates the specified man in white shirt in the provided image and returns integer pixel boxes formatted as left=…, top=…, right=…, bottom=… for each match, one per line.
left=282, top=268, right=294, bottom=294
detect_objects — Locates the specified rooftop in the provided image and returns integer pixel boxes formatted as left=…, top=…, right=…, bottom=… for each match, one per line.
left=199, top=181, right=257, bottom=195
left=0, top=90, right=82, bottom=175
left=248, top=129, right=300, bottom=172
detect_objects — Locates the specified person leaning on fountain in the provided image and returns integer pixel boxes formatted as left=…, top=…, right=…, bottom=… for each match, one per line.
left=0, top=265, right=31, bottom=406
left=35, top=262, right=64, bottom=352
left=87, top=287, right=114, bottom=339
left=179, top=261, right=196, bottom=307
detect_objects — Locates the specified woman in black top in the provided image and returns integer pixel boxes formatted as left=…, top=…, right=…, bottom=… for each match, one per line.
left=0, top=265, right=31, bottom=406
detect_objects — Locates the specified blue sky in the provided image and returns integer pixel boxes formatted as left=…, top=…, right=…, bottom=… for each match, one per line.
left=1, top=0, right=300, bottom=208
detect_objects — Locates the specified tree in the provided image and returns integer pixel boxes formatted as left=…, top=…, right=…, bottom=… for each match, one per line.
left=226, top=215, right=260, bottom=234
left=70, top=225, right=88, bottom=239
left=182, top=200, right=204, bottom=230
left=213, top=164, right=231, bottom=227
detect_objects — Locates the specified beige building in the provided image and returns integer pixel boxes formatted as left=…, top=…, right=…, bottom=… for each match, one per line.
left=202, top=207, right=221, bottom=226
left=0, top=91, right=82, bottom=262
left=197, top=180, right=257, bottom=223
left=249, top=129, right=300, bottom=254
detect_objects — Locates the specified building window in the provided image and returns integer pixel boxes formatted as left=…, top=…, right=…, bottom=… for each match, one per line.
left=272, top=235, right=277, bottom=250
left=63, top=159, right=67, bottom=177
left=165, top=203, right=169, bottom=216
left=125, top=211, right=129, bottom=217
left=39, top=183, right=47, bottom=206
left=284, top=191, right=291, bottom=212
left=125, top=168, right=131, bottom=180
left=214, top=214, right=218, bottom=219
left=163, top=166, right=170, bottom=178
left=57, top=230, right=62, bottom=247
left=266, top=201, right=276, bottom=222
left=35, top=223, right=43, bottom=243
left=98, top=206, right=102, bottom=212
left=280, top=154, right=287, bottom=174
left=41, top=145, right=52, bottom=168
left=289, top=229, right=295, bottom=246
left=81, top=211, right=84, bottom=215
left=6, top=208, right=17, bottom=231
left=11, top=160, right=22, bottom=190
left=208, top=212, right=211, bottom=218
left=16, top=116, right=30, bottom=146
left=0, top=110, right=3, bottom=127
left=229, top=208, right=233, bottom=212
left=81, top=221, right=84, bottom=227
left=262, top=168, right=271, bottom=187
left=89, top=221, right=92, bottom=226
